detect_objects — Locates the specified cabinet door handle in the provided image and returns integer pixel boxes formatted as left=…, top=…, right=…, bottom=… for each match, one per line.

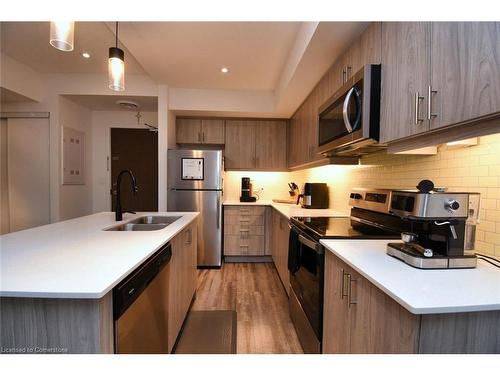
left=202, top=132, right=205, bottom=143
left=427, top=85, right=438, bottom=120
left=347, top=274, right=357, bottom=308
left=414, top=91, right=425, bottom=125
left=198, top=132, right=202, bottom=142
left=340, top=269, right=348, bottom=299
left=346, top=66, right=352, bottom=80
left=341, top=67, right=346, bottom=84
left=186, top=228, right=192, bottom=245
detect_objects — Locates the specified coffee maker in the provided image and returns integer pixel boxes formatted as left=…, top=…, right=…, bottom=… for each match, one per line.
left=386, top=180, right=480, bottom=269
left=240, top=177, right=256, bottom=202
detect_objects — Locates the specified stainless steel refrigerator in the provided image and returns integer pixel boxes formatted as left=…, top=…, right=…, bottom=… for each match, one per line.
left=167, top=149, right=223, bottom=267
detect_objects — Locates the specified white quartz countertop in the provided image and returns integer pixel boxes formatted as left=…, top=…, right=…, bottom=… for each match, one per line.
left=320, top=239, right=500, bottom=314
left=223, top=200, right=346, bottom=219
left=0, top=212, right=199, bottom=299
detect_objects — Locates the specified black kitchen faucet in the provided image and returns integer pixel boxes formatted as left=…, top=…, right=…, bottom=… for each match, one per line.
left=115, top=170, right=139, bottom=221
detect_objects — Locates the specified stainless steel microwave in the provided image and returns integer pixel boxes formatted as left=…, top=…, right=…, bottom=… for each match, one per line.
left=317, top=64, right=383, bottom=157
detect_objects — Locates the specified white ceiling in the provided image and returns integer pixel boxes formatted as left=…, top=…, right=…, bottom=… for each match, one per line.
left=115, top=22, right=301, bottom=91
left=1, top=21, right=370, bottom=117
left=0, top=22, right=146, bottom=75
left=63, top=94, right=157, bottom=111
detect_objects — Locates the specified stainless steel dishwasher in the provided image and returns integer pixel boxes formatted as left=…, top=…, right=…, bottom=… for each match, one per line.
left=113, top=243, right=171, bottom=353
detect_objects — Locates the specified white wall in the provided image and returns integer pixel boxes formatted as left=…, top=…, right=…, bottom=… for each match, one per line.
left=91, top=110, right=158, bottom=213
left=58, top=96, right=93, bottom=220
left=0, top=52, right=45, bottom=102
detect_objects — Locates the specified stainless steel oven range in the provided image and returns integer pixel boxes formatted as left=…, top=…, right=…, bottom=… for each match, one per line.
left=287, top=189, right=402, bottom=353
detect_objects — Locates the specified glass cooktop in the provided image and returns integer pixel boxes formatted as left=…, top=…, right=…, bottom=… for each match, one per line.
left=291, top=216, right=399, bottom=240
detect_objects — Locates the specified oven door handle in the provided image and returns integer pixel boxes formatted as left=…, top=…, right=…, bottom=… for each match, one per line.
left=298, top=234, right=320, bottom=253
left=342, top=87, right=361, bottom=133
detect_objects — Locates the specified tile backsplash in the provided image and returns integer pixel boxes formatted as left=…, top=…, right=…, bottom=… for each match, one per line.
left=225, top=133, right=500, bottom=256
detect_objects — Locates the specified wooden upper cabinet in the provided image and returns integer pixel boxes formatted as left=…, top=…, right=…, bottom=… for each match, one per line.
left=201, top=119, right=225, bottom=144
left=176, top=118, right=202, bottom=144
left=176, top=118, right=225, bottom=145
left=255, top=120, right=287, bottom=170
left=380, top=22, right=431, bottom=143
left=224, top=120, right=256, bottom=169
left=430, top=22, right=500, bottom=129
left=350, top=22, right=382, bottom=74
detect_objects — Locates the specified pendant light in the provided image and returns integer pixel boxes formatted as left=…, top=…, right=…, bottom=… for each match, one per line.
left=108, top=22, right=125, bottom=92
left=49, top=21, right=75, bottom=51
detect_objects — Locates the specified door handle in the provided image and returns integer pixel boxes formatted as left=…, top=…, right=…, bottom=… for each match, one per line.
left=202, top=132, right=205, bottom=143
left=414, top=91, right=425, bottom=125
left=198, top=132, right=202, bottom=142
left=347, top=274, right=357, bottom=308
left=427, top=85, right=437, bottom=120
left=340, top=269, right=348, bottom=299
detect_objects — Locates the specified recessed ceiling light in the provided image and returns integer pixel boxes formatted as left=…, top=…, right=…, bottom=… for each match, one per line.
left=82, top=52, right=91, bottom=59
left=221, top=67, right=229, bottom=73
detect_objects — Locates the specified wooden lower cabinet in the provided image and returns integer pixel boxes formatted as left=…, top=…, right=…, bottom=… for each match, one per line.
left=224, top=206, right=269, bottom=257
left=167, top=220, right=198, bottom=352
left=322, top=251, right=500, bottom=354
left=271, top=208, right=290, bottom=295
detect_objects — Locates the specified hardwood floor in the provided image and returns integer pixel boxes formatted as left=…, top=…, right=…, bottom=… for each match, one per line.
left=191, top=263, right=303, bottom=354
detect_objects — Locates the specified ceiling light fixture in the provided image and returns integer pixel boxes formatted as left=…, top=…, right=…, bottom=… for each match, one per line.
left=49, top=21, right=75, bottom=51
left=108, top=22, right=125, bottom=92
left=82, top=52, right=91, bottom=59
left=221, top=67, right=229, bottom=73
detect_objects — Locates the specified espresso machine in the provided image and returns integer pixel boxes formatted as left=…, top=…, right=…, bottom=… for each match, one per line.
left=386, top=180, right=480, bottom=269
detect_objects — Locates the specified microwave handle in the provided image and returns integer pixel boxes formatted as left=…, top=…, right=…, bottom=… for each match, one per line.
left=342, top=87, right=361, bottom=133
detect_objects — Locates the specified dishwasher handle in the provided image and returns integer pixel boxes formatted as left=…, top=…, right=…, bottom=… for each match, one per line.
left=113, top=243, right=172, bottom=320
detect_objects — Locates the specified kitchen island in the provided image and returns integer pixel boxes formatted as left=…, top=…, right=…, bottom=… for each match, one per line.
left=0, top=212, right=199, bottom=353
left=320, top=239, right=500, bottom=353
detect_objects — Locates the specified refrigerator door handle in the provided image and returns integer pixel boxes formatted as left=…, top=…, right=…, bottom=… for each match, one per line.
left=217, top=193, right=221, bottom=229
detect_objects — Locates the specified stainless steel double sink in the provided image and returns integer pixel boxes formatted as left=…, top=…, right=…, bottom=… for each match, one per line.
left=105, top=215, right=182, bottom=231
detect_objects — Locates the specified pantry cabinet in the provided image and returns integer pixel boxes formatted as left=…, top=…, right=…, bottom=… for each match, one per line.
left=271, top=208, right=290, bottom=295
left=168, top=220, right=198, bottom=352
left=176, top=118, right=225, bottom=145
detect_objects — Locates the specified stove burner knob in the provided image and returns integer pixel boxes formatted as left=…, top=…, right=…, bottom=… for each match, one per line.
left=445, top=199, right=460, bottom=212
left=423, top=248, right=433, bottom=258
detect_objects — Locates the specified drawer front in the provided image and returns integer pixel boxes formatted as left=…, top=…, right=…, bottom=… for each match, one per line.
left=224, top=214, right=264, bottom=226
left=224, top=235, right=265, bottom=256
left=224, top=206, right=267, bottom=216
left=224, top=224, right=264, bottom=236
